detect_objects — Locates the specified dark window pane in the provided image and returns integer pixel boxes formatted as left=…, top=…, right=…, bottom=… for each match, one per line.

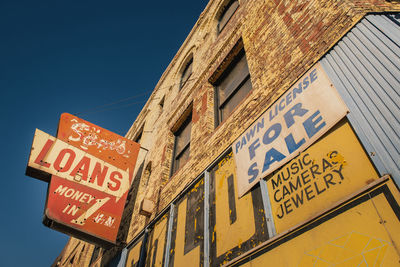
left=218, top=0, right=239, bottom=33
left=173, top=145, right=190, bottom=173
left=220, top=77, right=252, bottom=121
left=175, top=117, right=192, bottom=156
left=159, top=96, right=165, bottom=109
left=135, top=131, right=142, bottom=144
left=172, top=113, right=192, bottom=175
left=217, top=53, right=249, bottom=104
left=214, top=49, right=252, bottom=125
left=180, top=59, right=193, bottom=89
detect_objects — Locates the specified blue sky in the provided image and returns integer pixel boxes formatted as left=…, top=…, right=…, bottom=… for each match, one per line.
left=0, top=0, right=208, bottom=265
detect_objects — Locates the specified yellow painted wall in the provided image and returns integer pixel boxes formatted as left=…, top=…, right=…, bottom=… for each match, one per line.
left=146, top=213, right=168, bottom=267
left=238, top=179, right=400, bottom=266
left=210, top=152, right=268, bottom=265
left=126, top=239, right=142, bottom=267
left=173, top=197, right=201, bottom=266
left=214, top=152, right=256, bottom=255
left=170, top=178, right=204, bottom=266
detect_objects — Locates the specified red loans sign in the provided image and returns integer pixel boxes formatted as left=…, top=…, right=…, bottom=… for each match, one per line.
left=26, top=113, right=140, bottom=247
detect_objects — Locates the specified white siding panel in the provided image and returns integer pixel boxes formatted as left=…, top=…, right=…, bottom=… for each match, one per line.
left=320, top=13, right=400, bottom=184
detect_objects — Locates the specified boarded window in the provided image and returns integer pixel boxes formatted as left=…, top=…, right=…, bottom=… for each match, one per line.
left=125, top=238, right=143, bottom=267
left=168, top=178, right=204, bottom=266
left=214, top=49, right=252, bottom=125
left=218, top=0, right=239, bottom=33
left=145, top=213, right=169, bottom=267
left=208, top=151, right=269, bottom=265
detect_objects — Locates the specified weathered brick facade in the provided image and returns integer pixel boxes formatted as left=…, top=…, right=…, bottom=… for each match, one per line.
left=54, top=0, right=400, bottom=266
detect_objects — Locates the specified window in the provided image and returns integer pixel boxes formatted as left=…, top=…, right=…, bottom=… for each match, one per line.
left=159, top=96, right=165, bottom=109
left=134, top=127, right=143, bottom=144
left=158, top=96, right=165, bottom=118
left=143, top=162, right=151, bottom=186
left=180, top=58, right=193, bottom=89
left=214, top=49, right=252, bottom=125
left=218, top=0, right=239, bottom=34
left=171, top=112, right=192, bottom=175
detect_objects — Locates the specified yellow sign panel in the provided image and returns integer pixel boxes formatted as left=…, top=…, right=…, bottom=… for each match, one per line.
left=266, top=120, right=379, bottom=234
left=239, top=178, right=400, bottom=266
left=169, top=178, right=204, bottom=266
left=210, top=152, right=269, bottom=265
left=214, top=153, right=256, bottom=255
left=173, top=194, right=201, bottom=266
left=126, top=239, right=142, bottom=267
left=146, top=213, right=168, bottom=267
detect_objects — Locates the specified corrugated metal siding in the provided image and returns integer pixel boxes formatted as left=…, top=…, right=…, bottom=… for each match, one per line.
left=320, top=13, right=400, bottom=184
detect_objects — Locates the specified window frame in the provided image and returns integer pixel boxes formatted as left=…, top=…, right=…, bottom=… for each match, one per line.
left=159, top=95, right=165, bottom=109
left=170, top=111, right=192, bottom=176
left=213, top=48, right=252, bottom=126
left=134, top=125, right=144, bottom=144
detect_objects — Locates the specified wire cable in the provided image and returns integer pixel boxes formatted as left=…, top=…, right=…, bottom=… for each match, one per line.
left=74, top=77, right=198, bottom=116
left=75, top=90, right=152, bottom=115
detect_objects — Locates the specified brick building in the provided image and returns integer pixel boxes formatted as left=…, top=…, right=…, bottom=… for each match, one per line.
left=53, top=0, right=400, bottom=266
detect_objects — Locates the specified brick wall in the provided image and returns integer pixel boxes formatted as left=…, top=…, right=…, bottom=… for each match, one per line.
left=132, top=0, right=400, bottom=237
